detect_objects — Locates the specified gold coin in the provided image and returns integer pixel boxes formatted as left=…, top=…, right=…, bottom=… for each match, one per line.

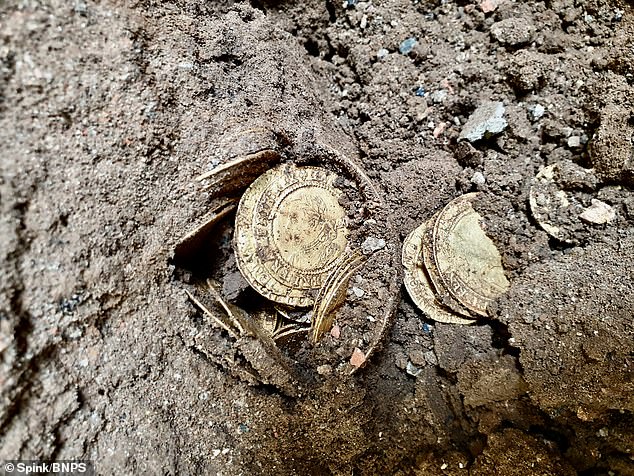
left=421, top=212, right=476, bottom=318
left=234, top=163, right=349, bottom=307
left=432, top=193, right=509, bottom=317
left=402, top=220, right=476, bottom=325
left=311, top=249, right=366, bottom=342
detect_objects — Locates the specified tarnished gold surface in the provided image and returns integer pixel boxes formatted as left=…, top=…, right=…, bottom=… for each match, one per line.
left=433, top=193, right=509, bottom=317
left=234, top=163, right=349, bottom=307
left=402, top=221, right=476, bottom=325
left=196, top=150, right=282, bottom=201
left=310, top=249, right=366, bottom=343
left=421, top=212, right=476, bottom=319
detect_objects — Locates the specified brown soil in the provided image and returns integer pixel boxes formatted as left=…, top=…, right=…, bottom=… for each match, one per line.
left=1, top=0, right=633, bottom=475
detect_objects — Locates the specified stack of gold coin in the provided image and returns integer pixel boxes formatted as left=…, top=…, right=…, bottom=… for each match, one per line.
left=402, top=193, right=510, bottom=324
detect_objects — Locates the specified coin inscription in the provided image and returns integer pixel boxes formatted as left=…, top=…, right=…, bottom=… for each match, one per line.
left=272, top=185, right=345, bottom=271
left=234, top=163, right=349, bottom=307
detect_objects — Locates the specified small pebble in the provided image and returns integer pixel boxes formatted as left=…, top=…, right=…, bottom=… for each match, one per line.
left=490, top=17, right=535, bottom=46
left=459, top=101, right=508, bottom=142
left=360, top=15, right=367, bottom=29
left=399, top=37, right=417, bottom=55
left=144, top=101, right=157, bottom=119
left=430, top=89, right=448, bottom=103
left=424, top=350, right=438, bottom=366
left=406, top=361, right=422, bottom=377
left=579, top=199, right=616, bottom=224
left=350, top=348, right=366, bottom=368
left=567, top=136, right=581, bottom=148
left=479, top=0, right=500, bottom=13
left=528, top=104, right=545, bottom=121
left=352, top=286, right=365, bottom=298
left=471, top=171, right=486, bottom=186
left=433, top=122, right=448, bottom=138
left=614, top=9, right=624, bottom=22
left=317, top=364, right=333, bottom=375
left=73, top=1, right=88, bottom=14
left=408, top=350, right=426, bottom=367
left=362, top=236, right=386, bottom=254
left=376, top=48, right=389, bottom=59
left=178, top=62, right=194, bottom=70
left=331, top=324, right=341, bottom=339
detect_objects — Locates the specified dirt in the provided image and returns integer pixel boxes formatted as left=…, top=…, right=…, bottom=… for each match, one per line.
left=1, top=0, right=633, bottom=475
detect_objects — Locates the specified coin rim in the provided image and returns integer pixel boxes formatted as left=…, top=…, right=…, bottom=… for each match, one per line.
left=528, top=163, right=579, bottom=244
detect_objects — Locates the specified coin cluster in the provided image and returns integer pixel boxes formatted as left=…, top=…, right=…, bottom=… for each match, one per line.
left=402, top=193, right=510, bottom=324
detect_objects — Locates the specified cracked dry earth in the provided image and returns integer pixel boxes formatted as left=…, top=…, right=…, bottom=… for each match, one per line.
left=1, top=0, right=633, bottom=475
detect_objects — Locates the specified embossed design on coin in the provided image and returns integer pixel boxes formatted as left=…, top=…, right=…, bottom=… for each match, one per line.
left=234, top=163, right=349, bottom=307
left=433, top=193, right=510, bottom=317
left=402, top=221, right=476, bottom=325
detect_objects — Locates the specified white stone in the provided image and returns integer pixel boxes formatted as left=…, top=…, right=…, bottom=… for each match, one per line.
left=579, top=199, right=615, bottom=224
left=362, top=236, right=386, bottom=254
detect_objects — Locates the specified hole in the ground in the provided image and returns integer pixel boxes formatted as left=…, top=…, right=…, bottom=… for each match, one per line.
left=304, top=38, right=320, bottom=58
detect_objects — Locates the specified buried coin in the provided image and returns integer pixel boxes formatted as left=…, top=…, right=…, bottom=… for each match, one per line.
left=421, top=212, right=477, bottom=319
left=234, top=163, right=349, bottom=307
left=528, top=164, right=586, bottom=244
left=402, top=220, right=476, bottom=325
left=432, top=193, right=510, bottom=317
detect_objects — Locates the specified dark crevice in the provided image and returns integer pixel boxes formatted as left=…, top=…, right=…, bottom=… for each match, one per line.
left=434, top=365, right=459, bottom=386
left=325, top=0, right=337, bottom=23
left=528, top=424, right=572, bottom=453
left=488, top=319, right=521, bottom=359
left=304, top=38, right=320, bottom=58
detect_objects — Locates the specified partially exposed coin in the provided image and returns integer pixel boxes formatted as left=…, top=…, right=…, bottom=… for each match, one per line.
left=433, top=193, right=510, bottom=317
left=311, top=249, right=366, bottom=342
left=234, top=163, right=349, bottom=307
left=421, top=212, right=476, bottom=319
left=402, top=221, right=476, bottom=325
left=528, top=164, right=585, bottom=244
